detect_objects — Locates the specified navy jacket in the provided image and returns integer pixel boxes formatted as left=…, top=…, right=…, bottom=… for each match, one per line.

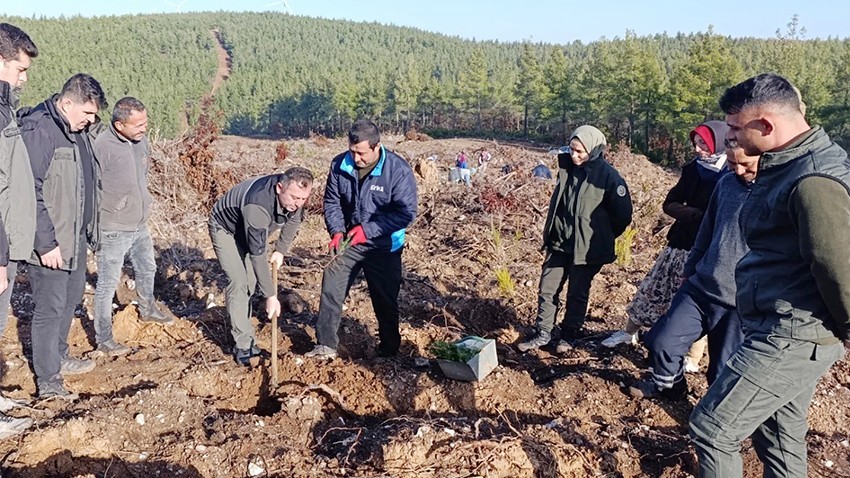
left=323, top=146, right=417, bottom=252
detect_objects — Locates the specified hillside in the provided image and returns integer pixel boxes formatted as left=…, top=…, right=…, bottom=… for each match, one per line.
left=2, top=12, right=849, bottom=156
left=0, top=134, right=847, bottom=477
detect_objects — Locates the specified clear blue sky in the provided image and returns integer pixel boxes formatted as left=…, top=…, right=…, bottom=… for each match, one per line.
left=0, top=0, right=845, bottom=44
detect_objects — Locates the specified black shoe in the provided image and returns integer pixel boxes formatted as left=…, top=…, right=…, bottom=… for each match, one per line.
left=234, top=343, right=267, bottom=366
left=517, top=330, right=551, bottom=352
left=377, top=347, right=398, bottom=358
left=139, top=304, right=173, bottom=324
left=628, top=378, right=688, bottom=400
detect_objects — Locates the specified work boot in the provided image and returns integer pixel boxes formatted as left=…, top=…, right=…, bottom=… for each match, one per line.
left=0, top=394, right=29, bottom=413
left=139, top=303, right=173, bottom=324
left=517, top=330, right=551, bottom=352
left=0, top=412, right=33, bottom=439
left=60, top=356, right=95, bottom=375
left=601, top=330, right=638, bottom=348
left=97, top=339, right=132, bottom=357
left=304, top=345, right=338, bottom=360
left=37, top=380, right=79, bottom=401
left=233, top=344, right=266, bottom=367
left=628, top=378, right=688, bottom=400
left=555, top=328, right=581, bottom=354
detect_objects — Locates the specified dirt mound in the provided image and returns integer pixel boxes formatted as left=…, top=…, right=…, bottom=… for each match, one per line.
left=112, top=306, right=203, bottom=346
left=0, top=136, right=847, bottom=478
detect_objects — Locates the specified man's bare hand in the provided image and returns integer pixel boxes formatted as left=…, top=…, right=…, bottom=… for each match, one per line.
left=270, top=251, right=284, bottom=270
left=39, top=247, right=63, bottom=269
left=265, top=295, right=281, bottom=319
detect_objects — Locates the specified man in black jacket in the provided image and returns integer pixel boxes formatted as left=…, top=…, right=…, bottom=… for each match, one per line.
left=20, top=74, right=107, bottom=400
left=209, top=167, right=313, bottom=366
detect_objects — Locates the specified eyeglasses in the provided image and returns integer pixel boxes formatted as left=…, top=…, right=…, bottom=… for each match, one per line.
left=724, top=138, right=737, bottom=149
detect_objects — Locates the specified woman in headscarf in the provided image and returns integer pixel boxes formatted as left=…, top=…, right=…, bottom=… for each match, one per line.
left=601, top=120, right=730, bottom=372
left=518, top=125, right=633, bottom=353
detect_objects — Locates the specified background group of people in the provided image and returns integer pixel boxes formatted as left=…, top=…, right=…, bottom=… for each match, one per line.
left=2, top=21, right=849, bottom=477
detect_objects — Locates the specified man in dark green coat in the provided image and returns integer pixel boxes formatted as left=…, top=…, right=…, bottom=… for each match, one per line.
left=689, top=73, right=850, bottom=477
left=519, top=125, right=633, bottom=353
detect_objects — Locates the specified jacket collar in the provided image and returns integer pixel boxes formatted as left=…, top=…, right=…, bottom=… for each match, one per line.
left=760, top=126, right=830, bottom=171
left=43, top=93, right=78, bottom=142
left=0, top=81, right=15, bottom=109
left=108, top=121, right=131, bottom=143
left=340, top=145, right=387, bottom=178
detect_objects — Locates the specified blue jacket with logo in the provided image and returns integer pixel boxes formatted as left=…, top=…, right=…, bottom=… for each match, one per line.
left=323, top=146, right=418, bottom=252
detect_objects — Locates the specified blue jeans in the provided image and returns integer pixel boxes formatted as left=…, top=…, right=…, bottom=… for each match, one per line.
left=93, top=227, right=158, bottom=345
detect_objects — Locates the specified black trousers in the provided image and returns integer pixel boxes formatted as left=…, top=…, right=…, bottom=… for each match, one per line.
left=534, top=250, right=602, bottom=334
left=29, top=235, right=88, bottom=386
left=316, top=246, right=403, bottom=353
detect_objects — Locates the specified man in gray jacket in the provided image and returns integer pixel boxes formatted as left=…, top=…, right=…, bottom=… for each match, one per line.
left=690, top=73, right=850, bottom=477
left=209, top=168, right=313, bottom=366
left=92, top=97, right=171, bottom=357
left=0, top=23, right=37, bottom=335
left=0, top=21, right=36, bottom=438
left=19, top=74, right=107, bottom=400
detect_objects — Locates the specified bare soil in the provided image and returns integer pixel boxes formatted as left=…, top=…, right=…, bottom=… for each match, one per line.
left=0, top=135, right=847, bottom=477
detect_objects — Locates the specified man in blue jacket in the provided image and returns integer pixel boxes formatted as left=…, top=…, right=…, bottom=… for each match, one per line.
left=306, top=119, right=418, bottom=360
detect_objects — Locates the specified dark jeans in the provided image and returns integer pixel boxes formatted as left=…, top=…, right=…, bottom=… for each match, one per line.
left=93, top=227, right=158, bottom=345
left=690, top=333, right=844, bottom=477
left=534, top=250, right=602, bottom=334
left=644, top=282, right=743, bottom=388
left=0, top=260, right=17, bottom=335
left=316, top=246, right=402, bottom=353
left=30, top=235, right=87, bottom=386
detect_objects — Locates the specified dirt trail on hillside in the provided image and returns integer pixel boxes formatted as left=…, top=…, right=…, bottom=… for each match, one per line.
left=177, top=29, right=232, bottom=133
left=209, top=29, right=232, bottom=97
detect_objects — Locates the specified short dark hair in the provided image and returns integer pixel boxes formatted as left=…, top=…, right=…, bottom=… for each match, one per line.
left=112, top=97, right=146, bottom=124
left=348, top=119, right=380, bottom=148
left=279, top=166, right=314, bottom=191
left=719, top=73, right=801, bottom=116
left=60, top=73, right=108, bottom=110
left=0, top=23, right=38, bottom=61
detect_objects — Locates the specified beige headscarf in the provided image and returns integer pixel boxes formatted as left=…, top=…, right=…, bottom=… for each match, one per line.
left=570, top=125, right=607, bottom=162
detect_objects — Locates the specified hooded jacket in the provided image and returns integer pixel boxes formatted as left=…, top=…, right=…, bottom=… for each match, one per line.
left=0, top=81, right=36, bottom=264
left=663, top=120, right=730, bottom=250
left=542, top=125, right=633, bottom=265
left=18, top=94, right=98, bottom=271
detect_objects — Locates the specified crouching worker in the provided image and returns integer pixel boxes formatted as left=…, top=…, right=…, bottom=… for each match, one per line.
left=209, top=167, right=313, bottom=366
left=306, top=119, right=418, bottom=360
left=518, top=125, right=633, bottom=353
